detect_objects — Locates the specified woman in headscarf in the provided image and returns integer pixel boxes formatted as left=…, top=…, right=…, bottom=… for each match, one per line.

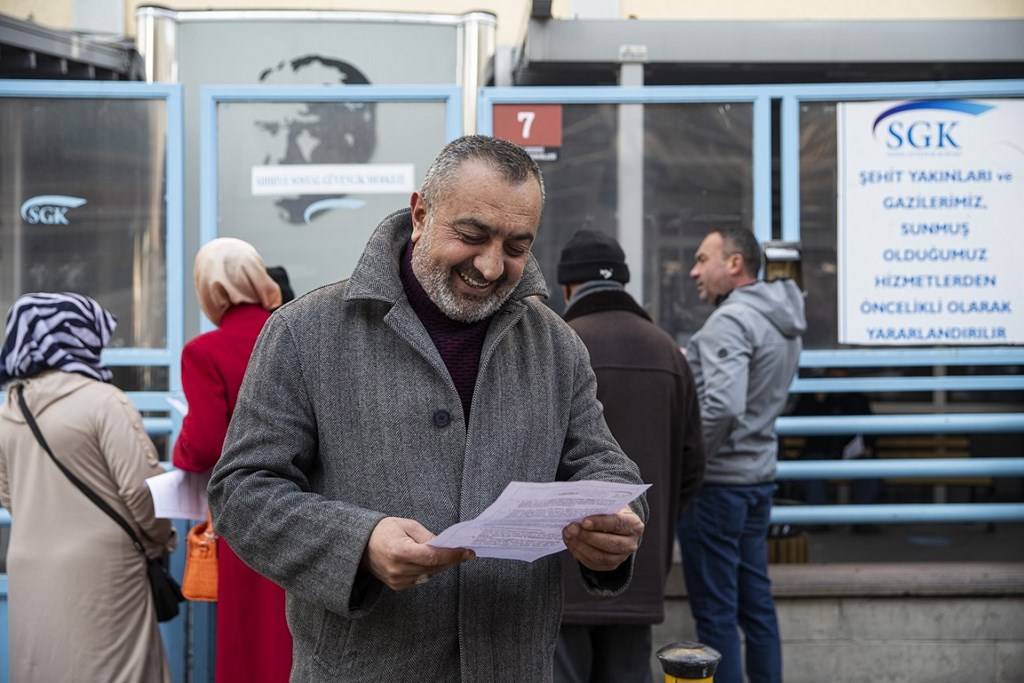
left=0, top=292, right=176, bottom=683
left=174, top=237, right=292, bottom=682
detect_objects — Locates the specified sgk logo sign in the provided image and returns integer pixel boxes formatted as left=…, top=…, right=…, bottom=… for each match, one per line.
left=872, top=99, right=993, bottom=151
left=20, top=195, right=87, bottom=225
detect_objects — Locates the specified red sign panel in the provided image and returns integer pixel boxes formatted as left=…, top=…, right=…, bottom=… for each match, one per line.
left=492, top=104, right=563, bottom=148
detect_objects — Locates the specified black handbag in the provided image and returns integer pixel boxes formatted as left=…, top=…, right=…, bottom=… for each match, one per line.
left=16, top=385, right=185, bottom=622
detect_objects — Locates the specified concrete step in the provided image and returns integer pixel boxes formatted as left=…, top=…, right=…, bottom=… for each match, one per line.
left=655, top=562, right=1024, bottom=683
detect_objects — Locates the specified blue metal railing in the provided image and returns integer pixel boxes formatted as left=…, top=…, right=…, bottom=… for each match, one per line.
left=789, top=375, right=1024, bottom=394
left=777, top=413, right=1024, bottom=436
left=772, top=81, right=1024, bottom=525
left=771, top=503, right=1024, bottom=525
left=777, top=458, right=1024, bottom=480
left=773, top=458, right=1024, bottom=523
left=799, top=347, right=1024, bottom=368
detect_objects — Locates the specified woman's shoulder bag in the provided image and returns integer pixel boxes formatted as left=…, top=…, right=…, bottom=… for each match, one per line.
left=16, top=385, right=185, bottom=622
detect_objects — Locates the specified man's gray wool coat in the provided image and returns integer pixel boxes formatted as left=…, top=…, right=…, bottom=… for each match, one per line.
left=209, top=209, right=648, bottom=682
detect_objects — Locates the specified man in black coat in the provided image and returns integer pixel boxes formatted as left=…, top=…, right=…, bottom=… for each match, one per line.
left=554, top=230, right=706, bottom=683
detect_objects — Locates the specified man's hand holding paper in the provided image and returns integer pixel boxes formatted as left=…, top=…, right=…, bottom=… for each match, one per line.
left=428, top=480, right=649, bottom=563
left=562, top=506, right=645, bottom=572
left=362, top=517, right=475, bottom=591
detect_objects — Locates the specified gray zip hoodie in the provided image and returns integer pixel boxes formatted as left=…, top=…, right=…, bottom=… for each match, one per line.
left=686, top=279, right=806, bottom=485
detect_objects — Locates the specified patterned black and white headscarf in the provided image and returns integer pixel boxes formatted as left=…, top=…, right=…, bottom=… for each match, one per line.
left=0, top=292, right=117, bottom=384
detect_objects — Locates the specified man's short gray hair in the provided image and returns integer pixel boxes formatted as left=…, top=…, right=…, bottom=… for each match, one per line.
left=420, top=135, right=545, bottom=207
left=714, top=227, right=762, bottom=278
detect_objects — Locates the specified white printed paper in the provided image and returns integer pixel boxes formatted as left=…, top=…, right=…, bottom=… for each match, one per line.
left=428, top=480, right=650, bottom=562
left=145, top=469, right=211, bottom=520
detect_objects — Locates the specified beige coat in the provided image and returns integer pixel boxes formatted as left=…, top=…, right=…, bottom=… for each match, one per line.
left=0, top=370, right=175, bottom=683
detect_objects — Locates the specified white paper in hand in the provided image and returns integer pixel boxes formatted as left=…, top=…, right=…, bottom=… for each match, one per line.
left=428, top=480, right=649, bottom=562
left=166, top=396, right=189, bottom=416
left=145, top=469, right=211, bottom=520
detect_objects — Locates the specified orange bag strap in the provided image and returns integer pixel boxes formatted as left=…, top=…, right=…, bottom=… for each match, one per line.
left=203, top=510, right=216, bottom=539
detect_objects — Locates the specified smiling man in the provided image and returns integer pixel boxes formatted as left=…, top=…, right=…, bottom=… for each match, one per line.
left=209, top=136, right=647, bottom=683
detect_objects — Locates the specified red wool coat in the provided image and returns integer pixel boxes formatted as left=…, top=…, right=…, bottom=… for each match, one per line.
left=174, top=303, right=292, bottom=682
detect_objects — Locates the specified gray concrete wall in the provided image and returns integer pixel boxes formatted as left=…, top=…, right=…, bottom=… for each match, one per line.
left=653, top=563, right=1024, bottom=683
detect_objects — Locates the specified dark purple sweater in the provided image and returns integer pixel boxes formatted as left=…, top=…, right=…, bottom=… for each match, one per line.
left=400, top=242, right=490, bottom=424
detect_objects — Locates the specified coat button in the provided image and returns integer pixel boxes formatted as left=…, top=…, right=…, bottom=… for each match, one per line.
left=433, top=409, right=452, bottom=428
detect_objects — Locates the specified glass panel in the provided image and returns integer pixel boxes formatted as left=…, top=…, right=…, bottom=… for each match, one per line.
left=799, top=101, right=841, bottom=350
left=0, top=98, right=168, bottom=348
left=150, top=434, right=170, bottom=463
left=216, top=99, right=448, bottom=297
left=108, top=365, right=170, bottom=392
left=643, top=103, right=754, bottom=346
left=528, top=104, right=619, bottom=313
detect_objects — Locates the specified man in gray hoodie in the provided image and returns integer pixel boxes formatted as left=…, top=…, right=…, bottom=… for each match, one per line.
left=678, top=227, right=806, bottom=683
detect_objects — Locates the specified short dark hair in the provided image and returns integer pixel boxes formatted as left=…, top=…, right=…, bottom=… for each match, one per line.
left=420, top=135, right=545, bottom=206
left=713, top=227, right=762, bottom=277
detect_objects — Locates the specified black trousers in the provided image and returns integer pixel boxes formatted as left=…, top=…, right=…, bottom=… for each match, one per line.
left=553, top=623, right=654, bottom=683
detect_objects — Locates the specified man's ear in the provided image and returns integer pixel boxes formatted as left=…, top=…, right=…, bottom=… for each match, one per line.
left=727, top=253, right=745, bottom=277
left=410, top=191, right=428, bottom=243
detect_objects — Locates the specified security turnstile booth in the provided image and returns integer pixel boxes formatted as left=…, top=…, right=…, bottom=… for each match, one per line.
left=0, top=79, right=185, bottom=683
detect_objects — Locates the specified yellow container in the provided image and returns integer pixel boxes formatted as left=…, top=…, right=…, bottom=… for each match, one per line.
left=656, top=641, right=721, bottom=682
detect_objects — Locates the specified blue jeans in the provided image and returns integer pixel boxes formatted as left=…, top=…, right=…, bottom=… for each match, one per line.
left=677, top=484, right=782, bottom=683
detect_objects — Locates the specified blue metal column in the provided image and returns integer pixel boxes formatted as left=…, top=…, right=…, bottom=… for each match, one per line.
left=753, top=95, right=773, bottom=245
left=779, top=95, right=800, bottom=243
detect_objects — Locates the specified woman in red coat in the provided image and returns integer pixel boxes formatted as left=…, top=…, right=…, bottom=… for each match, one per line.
left=174, top=237, right=292, bottom=682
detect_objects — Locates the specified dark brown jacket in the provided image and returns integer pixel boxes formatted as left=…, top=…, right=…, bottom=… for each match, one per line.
left=560, top=288, right=705, bottom=624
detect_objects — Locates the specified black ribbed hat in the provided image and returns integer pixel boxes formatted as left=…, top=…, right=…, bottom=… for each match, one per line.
left=557, top=230, right=630, bottom=285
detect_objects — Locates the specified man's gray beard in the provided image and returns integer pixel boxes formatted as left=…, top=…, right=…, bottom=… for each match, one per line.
left=411, top=225, right=516, bottom=323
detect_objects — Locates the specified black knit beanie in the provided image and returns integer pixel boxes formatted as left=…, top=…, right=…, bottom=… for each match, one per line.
left=557, top=229, right=630, bottom=284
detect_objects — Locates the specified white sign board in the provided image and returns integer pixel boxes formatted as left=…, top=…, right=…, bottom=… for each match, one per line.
left=837, top=98, right=1024, bottom=345
left=251, top=163, right=414, bottom=196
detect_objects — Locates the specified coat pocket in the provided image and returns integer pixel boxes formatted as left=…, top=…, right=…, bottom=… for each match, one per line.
left=312, top=607, right=352, bottom=675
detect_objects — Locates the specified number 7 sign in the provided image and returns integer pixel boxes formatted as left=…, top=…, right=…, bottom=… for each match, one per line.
left=516, top=111, right=536, bottom=138
left=492, top=104, right=563, bottom=148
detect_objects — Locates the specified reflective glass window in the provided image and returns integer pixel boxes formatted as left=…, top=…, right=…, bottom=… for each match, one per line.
left=528, top=104, right=619, bottom=313
left=0, top=97, right=168, bottom=348
left=643, top=103, right=754, bottom=345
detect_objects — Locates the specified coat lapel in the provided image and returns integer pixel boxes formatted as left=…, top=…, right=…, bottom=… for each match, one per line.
left=382, top=297, right=458, bottom=396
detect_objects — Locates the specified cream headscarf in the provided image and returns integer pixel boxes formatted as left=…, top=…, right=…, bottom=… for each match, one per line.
left=194, top=238, right=282, bottom=326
